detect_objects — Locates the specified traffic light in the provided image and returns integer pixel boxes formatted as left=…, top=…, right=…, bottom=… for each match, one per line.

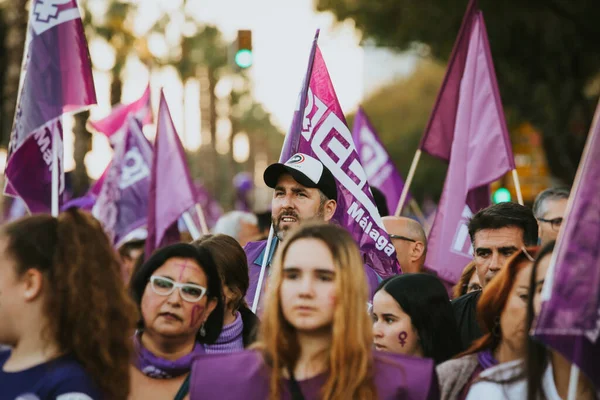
left=235, top=30, right=252, bottom=69
left=492, top=187, right=512, bottom=204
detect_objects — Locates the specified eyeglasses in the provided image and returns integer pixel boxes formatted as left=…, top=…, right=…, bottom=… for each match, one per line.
left=149, top=276, right=207, bottom=303
left=537, top=217, right=563, bottom=231
left=388, top=234, right=416, bottom=243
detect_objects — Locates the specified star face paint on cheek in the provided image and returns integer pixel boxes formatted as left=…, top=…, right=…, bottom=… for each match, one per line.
left=398, top=331, right=408, bottom=347
left=190, top=304, right=204, bottom=328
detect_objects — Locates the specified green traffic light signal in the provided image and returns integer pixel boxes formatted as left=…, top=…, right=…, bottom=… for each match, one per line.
left=235, top=49, right=253, bottom=69
left=493, top=187, right=512, bottom=203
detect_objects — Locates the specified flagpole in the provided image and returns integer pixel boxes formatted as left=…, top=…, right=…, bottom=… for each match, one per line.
left=194, top=204, right=210, bottom=235
left=395, top=149, right=421, bottom=216
left=511, top=169, right=524, bottom=205
left=252, top=225, right=275, bottom=313
left=409, top=198, right=429, bottom=231
left=182, top=211, right=201, bottom=240
left=567, top=364, right=580, bottom=400
left=51, top=121, right=60, bottom=217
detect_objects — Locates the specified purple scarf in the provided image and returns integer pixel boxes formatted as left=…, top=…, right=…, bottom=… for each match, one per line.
left=203, top=311, right=244, bottom=354
left=477, top=348, right=498, bottom=369
left=133, top=333, right=205, bottom=379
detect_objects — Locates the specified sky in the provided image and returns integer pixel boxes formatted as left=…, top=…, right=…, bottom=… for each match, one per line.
left=65, top=0, right=416, bottom=180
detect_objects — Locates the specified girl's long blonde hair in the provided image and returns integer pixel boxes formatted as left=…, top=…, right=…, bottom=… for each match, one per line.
left=255, top=222, right=377, bottom=400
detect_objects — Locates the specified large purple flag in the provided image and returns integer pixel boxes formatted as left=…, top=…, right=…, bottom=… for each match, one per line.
left=93, top=117, right=153, bottom=246
left=88, top=85, right=152, bottom=144
left=424, top=11, right=515, bottom=284
left=282, top=31, right=399, bottom=278
left=352, top=107, right=408, bottom=215
left=533, top=102, right=600, bottom=390
left=4, top=0, right=96, bottom=213
left=145, top=91, right=197, bottom=255
left=419, top=0, right=477, bottom=162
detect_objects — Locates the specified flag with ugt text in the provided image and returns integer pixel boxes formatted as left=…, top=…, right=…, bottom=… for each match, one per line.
left=281, top=31, right=399, bottom=278
left=93, top=117, right=153, bottom=246
left=352, top=107, right=409, bottom=215
left=5, top=0, right=96, bottom=213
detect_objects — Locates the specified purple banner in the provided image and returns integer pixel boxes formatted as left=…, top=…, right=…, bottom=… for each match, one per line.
left=145, top=91, right=197, bottom=255
left=93, top=117, right=153, bottom=246
left=88, top=84, right=152, bottom=145
left=533, top=102, right=600, bottom=390
left=419, top=0, right=477, bottom=162
left=5, top=0, right=96, bottom=213
left=352, top=107, right=408, bottom=215
left=282, top=31, right=399, bottom=278
left=424, top=12, right=515, bottom=284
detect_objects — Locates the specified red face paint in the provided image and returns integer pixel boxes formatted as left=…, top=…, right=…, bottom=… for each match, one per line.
left=176, top=262, right=190, bottom=281
left=398, top=331, right=408, bottom=347
left=190, top=305, right=204, bottom=328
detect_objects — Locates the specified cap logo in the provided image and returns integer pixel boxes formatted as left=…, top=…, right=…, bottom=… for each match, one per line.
left=287, top=154, right=305, bottom=165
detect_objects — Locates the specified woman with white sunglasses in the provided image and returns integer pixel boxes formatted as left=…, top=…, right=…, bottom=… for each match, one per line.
left=128, top=243, right=224, bottom=400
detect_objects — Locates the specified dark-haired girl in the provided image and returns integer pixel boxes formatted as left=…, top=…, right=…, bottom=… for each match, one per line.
left=372, top=273, right=461, bottom=364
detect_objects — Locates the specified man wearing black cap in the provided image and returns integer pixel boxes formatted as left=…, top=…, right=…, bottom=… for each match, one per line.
left=244, top=152, right=379, bottom=311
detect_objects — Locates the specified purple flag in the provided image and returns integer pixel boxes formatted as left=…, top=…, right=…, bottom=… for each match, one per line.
left=88, top=85, right=152, bottom=144
left=145, top=91, right=197, bottom=255
left=4, top=0, right=96, bottom=213
left=419, top=0, right=477, bottom=161
left=533, top=102, right=600, bottom=390
left=424, top=10, right=515, bottom=284
left=93, top=117, right=153, bottom=246
left=282, top=31, right=399, bottom=278
left=352, top=107, right=408, bottom=215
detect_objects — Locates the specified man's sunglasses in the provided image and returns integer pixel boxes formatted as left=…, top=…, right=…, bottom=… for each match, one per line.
left=388, top=234, right=416, bottom=243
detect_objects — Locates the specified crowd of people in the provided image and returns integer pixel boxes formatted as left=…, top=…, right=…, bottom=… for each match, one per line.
left=0, top=154, right=596, bottom=400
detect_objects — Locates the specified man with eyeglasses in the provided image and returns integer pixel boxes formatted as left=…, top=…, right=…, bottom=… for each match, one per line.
left=381, top=216, right=427, bottom=273
left=532, top=187, right=570, bottom=246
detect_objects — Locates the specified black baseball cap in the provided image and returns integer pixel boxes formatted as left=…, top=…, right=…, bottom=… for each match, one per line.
left=263, top=153, right=338, bottom=201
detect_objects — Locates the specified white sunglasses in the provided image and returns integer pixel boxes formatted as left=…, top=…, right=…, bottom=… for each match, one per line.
left=149, top=276, right=207, bottom=303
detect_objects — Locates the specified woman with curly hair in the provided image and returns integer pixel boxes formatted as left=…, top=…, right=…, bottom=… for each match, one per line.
left=189, top=222, right=439, bottom=400
left=0, top=209, right=138, bottom=399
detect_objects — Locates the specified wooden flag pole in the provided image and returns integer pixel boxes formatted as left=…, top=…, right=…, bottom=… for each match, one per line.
left=395, top=149, right=422, bottom=216
left=194, top=203, right=210, bottom=235
left=409, top=198, right=429, bottom=231
left=511, top=169, right=524, bottom=205
left=51, top=122, right=60, bottom=217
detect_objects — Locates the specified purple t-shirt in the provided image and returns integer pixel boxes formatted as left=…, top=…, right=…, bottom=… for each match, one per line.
left=190, top=349, right=440, bottom=400
left=0, top=349, right=102, bottom=399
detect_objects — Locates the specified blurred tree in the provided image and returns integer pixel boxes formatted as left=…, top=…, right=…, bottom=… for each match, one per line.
left=0, top=0, right=27, bottom=147
left=348, top=60, right=447, bottom=203
left=317, top=0, right=600, bottom=185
